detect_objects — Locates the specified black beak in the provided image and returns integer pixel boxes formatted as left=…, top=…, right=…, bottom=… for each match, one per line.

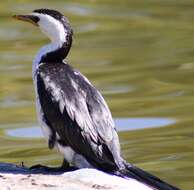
left=12, top=14, right=39, bottom=26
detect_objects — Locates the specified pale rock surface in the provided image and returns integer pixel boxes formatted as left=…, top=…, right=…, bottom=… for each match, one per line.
left=0, top=162, right=152, bottom=190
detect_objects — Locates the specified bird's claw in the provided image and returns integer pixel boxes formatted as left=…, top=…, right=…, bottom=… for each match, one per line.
left=48, top=139, right=55, bottom=149
left=17, top=161, right=26, bottom=168
left=29, top=164, right=78, bottom=173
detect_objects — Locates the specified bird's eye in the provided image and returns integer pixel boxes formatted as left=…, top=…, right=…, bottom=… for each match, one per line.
left=31, top=16, right=40, bottom=23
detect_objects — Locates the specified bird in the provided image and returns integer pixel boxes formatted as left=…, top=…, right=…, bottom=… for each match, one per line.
left=13, top=9, right=179, bottom=190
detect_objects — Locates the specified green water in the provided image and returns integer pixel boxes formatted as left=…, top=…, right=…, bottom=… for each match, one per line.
left=1, top=0, right=194, bottom=189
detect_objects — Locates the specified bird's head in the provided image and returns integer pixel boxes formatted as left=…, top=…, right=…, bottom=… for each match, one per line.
left=13, top=9, right=73, bottom=45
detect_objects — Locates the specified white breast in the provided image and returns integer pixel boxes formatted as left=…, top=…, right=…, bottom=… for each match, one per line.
left=57, top=144, right=75, bottom=163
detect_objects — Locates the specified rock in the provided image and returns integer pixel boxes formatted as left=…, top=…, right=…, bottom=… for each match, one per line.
left=0, top=162, right=152, bottom=190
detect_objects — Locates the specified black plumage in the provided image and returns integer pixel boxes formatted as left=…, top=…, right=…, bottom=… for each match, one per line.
left=36, top=62, right=122, bottom=172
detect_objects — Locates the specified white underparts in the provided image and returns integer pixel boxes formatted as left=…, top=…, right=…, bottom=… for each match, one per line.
left=56, top=143, right=93, bottom=168
left=57, top=144, right=75, bottom=163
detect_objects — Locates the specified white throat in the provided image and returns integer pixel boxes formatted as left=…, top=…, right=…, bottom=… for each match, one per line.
left=32, top=13, right=67, bottom=44
left=32, top=13, right=67, bottom=79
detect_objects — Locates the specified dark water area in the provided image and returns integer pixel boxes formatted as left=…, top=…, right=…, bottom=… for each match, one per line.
left=0, top=1, right=194, bottom=189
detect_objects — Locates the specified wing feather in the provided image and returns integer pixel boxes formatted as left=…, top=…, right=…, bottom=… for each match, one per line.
left=37, top=62, right=121, bottom=170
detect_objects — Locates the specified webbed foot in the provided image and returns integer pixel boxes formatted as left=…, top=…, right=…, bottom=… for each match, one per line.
left=29, top=164, right=77, bottom=173
left=48, top=138, right=55, bottom=149
left=48, top=131, right=56, bottom=149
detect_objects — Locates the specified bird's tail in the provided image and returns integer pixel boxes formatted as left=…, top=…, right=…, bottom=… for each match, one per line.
left=114, top=162, right=180, bottom=190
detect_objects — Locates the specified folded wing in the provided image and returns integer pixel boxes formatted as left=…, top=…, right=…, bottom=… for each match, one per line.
left=36, top=62, right=122, bottom=171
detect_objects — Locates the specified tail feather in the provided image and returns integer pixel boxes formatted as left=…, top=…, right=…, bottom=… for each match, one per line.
left=114, top=162, right=180, bottom=190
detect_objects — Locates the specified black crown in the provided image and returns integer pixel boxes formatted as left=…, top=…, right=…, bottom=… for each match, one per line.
left=33, top=9, right=64, bottom=20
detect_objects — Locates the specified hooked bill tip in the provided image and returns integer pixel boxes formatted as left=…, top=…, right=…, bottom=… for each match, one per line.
left=12, top=15, right=17, bottom=19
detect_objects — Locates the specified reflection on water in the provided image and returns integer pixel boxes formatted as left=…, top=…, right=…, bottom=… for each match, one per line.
left=6, top=125, right=42, bottom=138
left=115, top=118, right=175, bottom=131
left=0, top=1, right=194, bottom=189
left=6, top=117, right=176, bottom=138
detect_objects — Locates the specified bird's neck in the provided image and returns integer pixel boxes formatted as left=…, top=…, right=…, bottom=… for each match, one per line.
left=32, top=34, right=72, bottom=79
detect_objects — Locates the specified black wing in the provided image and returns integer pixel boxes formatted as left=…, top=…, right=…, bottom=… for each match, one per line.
left=36, top=62, right=122, bottom=171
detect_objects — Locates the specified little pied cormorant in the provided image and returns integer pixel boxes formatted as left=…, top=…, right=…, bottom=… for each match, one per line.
left=13, top=9, right=179, bottom=190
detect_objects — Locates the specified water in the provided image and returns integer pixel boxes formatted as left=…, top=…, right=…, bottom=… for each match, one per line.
left=0, top=1, right=194, bottom=189
left=5, top=118, right=176, bottom=138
